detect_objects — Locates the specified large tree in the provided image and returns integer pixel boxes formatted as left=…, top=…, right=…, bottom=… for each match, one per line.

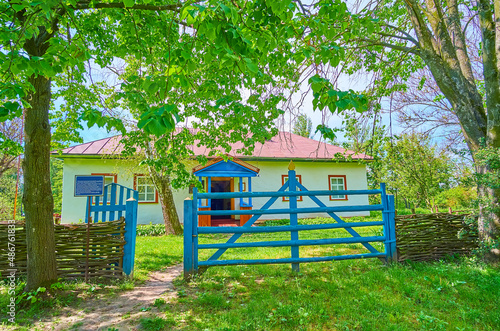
left=0, top=0, right=306, bottom=290
left=292, top=114, right=313, bottom=138
left=300, top=0, right=500, bottom=261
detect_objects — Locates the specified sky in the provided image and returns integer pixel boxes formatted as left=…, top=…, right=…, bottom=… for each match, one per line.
left=76, top=62, right=405, bottom=147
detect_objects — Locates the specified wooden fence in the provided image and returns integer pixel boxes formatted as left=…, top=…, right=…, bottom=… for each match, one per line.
left=0, top=219, right=126, bottom=279
left=184, top=164, right=397, bottom=277
left=395, top=213, right=478, bottom=262
left=0, top=183, right=138, bottom=280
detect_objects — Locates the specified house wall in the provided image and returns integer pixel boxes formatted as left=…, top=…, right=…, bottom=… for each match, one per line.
left=60, top=158, right=189, bottom=225
left=59, top=158, right=370, bottom=224
left=241, top=160, right=370, bottom=219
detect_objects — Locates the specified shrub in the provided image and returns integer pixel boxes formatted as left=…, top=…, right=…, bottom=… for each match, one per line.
left=136, top=223, right=165, bottom=236
left=435, top=186, right=477, bottom=210
left=0, top=195, right=13, bottom=220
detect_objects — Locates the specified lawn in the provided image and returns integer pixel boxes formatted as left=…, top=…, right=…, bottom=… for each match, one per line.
left=134, top=216, right=500, bottom=330
left=1, top=215, right=499, bottom=330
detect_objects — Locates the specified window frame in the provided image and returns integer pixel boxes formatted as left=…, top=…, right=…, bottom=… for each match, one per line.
left=328, top=175, right=348, bottom=201
left=133, top=174, right=159, bottom=204
left=90, top=173, right=117, bottom=204
left=281, top=174, right=303, bottom=202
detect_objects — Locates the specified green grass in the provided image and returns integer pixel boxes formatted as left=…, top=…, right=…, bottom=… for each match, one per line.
left=167, top=259, right=500, bottom=330
left=136, top=216, right=499, bottom=330
left=134, top=234, right=184, bottom=281
left=2, top=216, right=499, bottom=330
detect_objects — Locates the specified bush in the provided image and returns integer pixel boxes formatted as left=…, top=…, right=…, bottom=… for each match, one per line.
left=435, top=186, right=477, bottom=209
left=0, top=195, right=13, bottom=220
left=136, top=223, right=165, bottom=236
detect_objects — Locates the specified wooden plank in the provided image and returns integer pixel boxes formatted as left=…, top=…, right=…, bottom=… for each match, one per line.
left=199, top=204, right=384, bottom=216
left=109, top=183, right=117, bottom=222
left=198, top=221, right=384, bottom=234
left=198, top=207, right=211, bottom=227
left=288, top=169, right=300, bottom=272
left=199, top=252, right=387, bottom=266
left=198, top=236, right=385, bottom=249
left=183, top=199, right=194, bottom=278
left=123, top=197, right=138, bottom=277
left=118, top=185, right=125, bottom=219
left=239, top=206, right=252, bottom=225
left=198, top=189, right=382, bottom=199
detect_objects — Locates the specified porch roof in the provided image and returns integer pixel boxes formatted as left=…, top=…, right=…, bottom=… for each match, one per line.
left=193, top=157, right=259, bottom=177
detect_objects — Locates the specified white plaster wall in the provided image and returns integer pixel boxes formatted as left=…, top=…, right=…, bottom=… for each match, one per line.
left=243, top=160, right=370, bottom=220
left=60, top=158, right=369, bottom=224
left=60, top=158, right=189, bottom=225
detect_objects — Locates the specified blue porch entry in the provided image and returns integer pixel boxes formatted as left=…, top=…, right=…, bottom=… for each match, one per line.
left=184, top=162, right=397, bottom=277
left=192, top=157, right=259, bottom=227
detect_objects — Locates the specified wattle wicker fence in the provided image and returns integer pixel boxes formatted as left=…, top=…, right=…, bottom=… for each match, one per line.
left=395, top=213, right=478, bottom=262
left=0, top=219, right=126, bottom=280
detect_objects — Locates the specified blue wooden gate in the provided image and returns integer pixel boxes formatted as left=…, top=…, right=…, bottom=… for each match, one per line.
left=183, top=163, right=396, bottom=277
left=85, top=183, right=139, bottom=277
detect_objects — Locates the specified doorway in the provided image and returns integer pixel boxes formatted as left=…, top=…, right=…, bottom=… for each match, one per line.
left=211, top=179, right=232, bottom=219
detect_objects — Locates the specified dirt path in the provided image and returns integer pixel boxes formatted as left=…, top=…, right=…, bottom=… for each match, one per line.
left=36, top=264, right=183, bottom=331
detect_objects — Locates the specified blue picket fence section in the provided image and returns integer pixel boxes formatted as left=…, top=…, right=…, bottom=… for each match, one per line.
left=183, top=166, right=396, bottom=277
left=85, top=183, right=139, bottom=277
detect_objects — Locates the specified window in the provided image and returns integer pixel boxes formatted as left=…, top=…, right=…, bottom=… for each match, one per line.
left=91, top=173, right=117, bottom=204
left=282, top=174, right=303, bottom=202
left=329, top=175, right=347, bottom=200
left=134, top=175, right=158, bottom=203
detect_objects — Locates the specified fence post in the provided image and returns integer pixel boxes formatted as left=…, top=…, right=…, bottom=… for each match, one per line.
left=123, top=197, right=138, bottom=277
left=184, top=198, right=194, bottom=279
left=288, top=161, right=300, bottom=272
left=380, top=183, right=391, bottom=263
left=192, top=188, right=199, bottom=273
left=387, top=195, right=397, bottom=262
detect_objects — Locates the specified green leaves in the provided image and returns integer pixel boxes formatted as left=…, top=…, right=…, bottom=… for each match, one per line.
left=308, top=75, right=368, bottom=114
left=137, top=105, right=180, bottom=137
left=243, top=58, right=259, bottom=73
left=0, top=131, right=22, bottom=157
left=123, top=0, right=134, bottom=8
left=80, top=109, right=126, bottom=134
left=0, top=101, right=22, bottom=121
left=315, top=124, right=337, bottom=141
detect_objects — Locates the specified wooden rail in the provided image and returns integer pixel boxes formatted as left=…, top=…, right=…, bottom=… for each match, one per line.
left=183, top=165, right=397, bottom=278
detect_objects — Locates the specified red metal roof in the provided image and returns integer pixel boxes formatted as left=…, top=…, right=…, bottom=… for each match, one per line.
left=54, top=132, right=372, bottom=161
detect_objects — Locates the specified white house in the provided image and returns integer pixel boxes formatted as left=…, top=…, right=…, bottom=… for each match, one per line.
left=53, top=132, right=372, bottom=225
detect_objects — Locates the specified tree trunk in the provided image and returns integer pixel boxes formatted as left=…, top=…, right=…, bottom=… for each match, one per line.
left=149, top=168, right=183, bottom=235
left=477, top=165, right=500, bottom=262
left=22, top=74, right=58, bottom=291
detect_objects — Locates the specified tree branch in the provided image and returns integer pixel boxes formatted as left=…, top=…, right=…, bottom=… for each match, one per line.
left=402, top=0, right=440, bottom=53
left=74, top=1, right=182, bottom=12
left=445, top=0, right=475, bottom=85
left=355, top=38, right=419, bottom=55
left=382, top=23, right=419, bottom=45
left=374, top=31, right=418, bottom=45
left=477, top=0, right=500, bottom=130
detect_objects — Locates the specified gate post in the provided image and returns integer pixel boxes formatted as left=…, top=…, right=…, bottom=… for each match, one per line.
left=192, top=188, right=199, bottom=273
left=381, top=184, right=397, bottom=263
left=387, top=195, right=397, bottom=261
left=184, top=198, right=194, bottom=279
left=123, top=197, right=138, bottom=277
left=288, top=161, right=300, bottom=272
